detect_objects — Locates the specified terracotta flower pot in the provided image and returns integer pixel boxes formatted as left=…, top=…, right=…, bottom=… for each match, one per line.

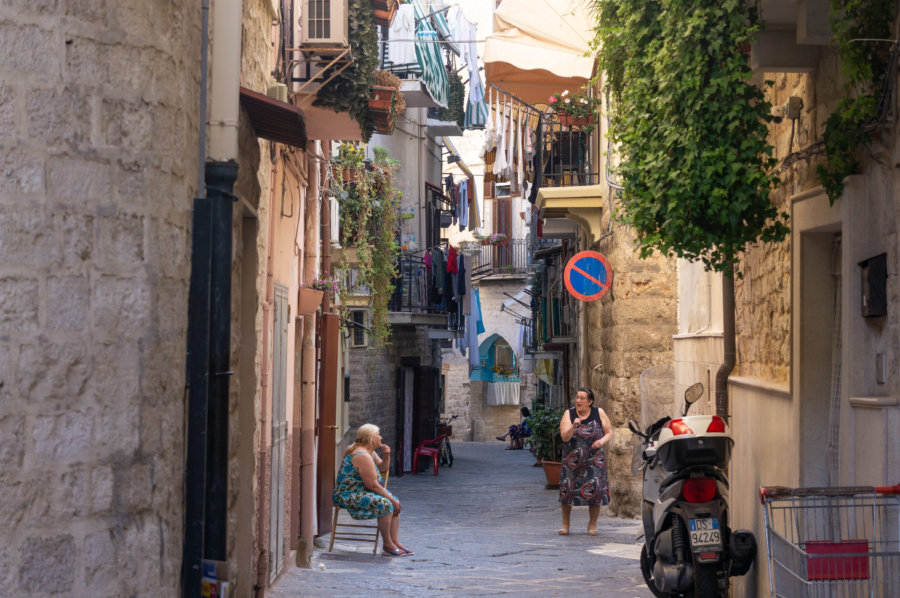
left=542, top=460, right=562, bottom=488
left=557, top=112, right=595, bottom=127
left=368, top=86, right=396, bottom=113
left=298, top=287, right=324, bottom=315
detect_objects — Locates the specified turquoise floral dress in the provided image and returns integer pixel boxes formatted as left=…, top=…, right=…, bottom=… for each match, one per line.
left=332, top=451, right=395, bottom=520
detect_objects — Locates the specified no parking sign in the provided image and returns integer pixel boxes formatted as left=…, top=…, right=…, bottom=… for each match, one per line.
left=564, top=251, right=613, bottom=301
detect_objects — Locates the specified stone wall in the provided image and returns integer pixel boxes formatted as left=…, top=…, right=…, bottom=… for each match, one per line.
left=589, top=230, right=678, bottom=517
left=0, top=0, right=200, bottom=594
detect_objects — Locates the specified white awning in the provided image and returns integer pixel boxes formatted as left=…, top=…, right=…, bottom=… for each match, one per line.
left=483, top=0, right=596, bottom=104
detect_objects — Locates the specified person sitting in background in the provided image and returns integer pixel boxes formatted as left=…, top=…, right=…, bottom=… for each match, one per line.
left=332, top=423, right=412, bottom=556
left=495, top=406, right=532, bottom=449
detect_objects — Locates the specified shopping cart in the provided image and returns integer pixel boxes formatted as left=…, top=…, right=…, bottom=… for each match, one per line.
left=759, top=483, right=900, bottom=597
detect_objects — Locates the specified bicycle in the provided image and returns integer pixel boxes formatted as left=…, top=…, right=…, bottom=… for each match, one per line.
left=437, top=414, right=458, bottom=467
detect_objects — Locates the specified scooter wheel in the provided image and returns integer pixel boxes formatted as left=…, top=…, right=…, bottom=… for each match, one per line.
left=640, top=545, right=666, bottom=598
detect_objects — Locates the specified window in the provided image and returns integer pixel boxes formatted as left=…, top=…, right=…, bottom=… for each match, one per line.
left=350, top=309, right=367, bottom=347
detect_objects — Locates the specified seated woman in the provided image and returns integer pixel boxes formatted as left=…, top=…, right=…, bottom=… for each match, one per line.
left=495, top=406, right=532, bottom=449
left=332, top=423, right=411, bottom=556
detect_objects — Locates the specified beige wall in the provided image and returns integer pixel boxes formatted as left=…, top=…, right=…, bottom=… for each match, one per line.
left=0, top=0, right=200, bottom=594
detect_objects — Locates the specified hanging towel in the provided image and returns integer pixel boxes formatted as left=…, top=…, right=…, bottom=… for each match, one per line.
left=493, top=101, right=507, bottom=175
left=474, top=288, right=485, bottom=334
left=467, top=294, right=480, bottom=368
left=447, top=245, right=458, bottom=274
left=388, top=5, right=417, bottom=65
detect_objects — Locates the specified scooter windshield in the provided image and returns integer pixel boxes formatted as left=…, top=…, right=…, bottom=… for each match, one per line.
left=632, top=364, right=679, bottom=475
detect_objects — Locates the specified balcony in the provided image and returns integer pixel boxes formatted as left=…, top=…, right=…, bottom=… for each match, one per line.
left=388, top=254, right=463, bottom=331
left=468, top=238, right=530, bottom=280
left=534, top=111, right=605, bottom=244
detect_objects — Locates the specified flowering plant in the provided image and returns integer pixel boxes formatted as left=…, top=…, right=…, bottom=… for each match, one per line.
left=548, top=89, right=601, bottom=120
left=475, top=232, right=507, bottom=245
left=302, top=272, right=341, bottom=294
left=336, top=142, right=365, bottom=168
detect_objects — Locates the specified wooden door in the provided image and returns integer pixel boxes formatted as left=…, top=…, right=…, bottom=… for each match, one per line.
left=316, top=313, right=340, bottom=533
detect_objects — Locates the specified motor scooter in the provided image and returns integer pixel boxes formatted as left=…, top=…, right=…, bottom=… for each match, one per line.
left=628, top=382, right=756, bottom=597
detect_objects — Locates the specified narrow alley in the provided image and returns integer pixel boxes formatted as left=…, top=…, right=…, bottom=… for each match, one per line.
left=268, top=442, right=653, bottom=597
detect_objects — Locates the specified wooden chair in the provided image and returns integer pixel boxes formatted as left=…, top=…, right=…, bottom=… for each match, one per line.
left=412, top=434, right=447, bottom=476
left=328, top=471, right=389, bottom=554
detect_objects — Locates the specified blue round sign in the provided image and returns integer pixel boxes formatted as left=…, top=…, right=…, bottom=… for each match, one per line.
left=564, top=251, right=613, bottom=301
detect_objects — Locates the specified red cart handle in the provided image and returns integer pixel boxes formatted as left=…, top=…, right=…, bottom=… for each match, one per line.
left=761, top=483, right=900, bottom=503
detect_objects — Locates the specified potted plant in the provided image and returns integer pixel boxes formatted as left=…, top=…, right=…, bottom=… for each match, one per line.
left=524, top=404, right=565, bottom=488
left=548, top=88, right=601, bottom=131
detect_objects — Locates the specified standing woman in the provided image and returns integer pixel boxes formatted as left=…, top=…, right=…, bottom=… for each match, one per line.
left=332, top=424, right=411, bottom=556
left=558, top=387, right=612, bottom=535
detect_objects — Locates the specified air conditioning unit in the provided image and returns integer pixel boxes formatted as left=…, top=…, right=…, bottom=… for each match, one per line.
left=301, top=0, right=349, bottom=46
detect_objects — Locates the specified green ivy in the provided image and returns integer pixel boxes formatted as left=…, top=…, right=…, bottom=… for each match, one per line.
left=818, top=0, right=894, bottom=203
left=592, top=0, right=788, bottom=273
left=333, top=147, right=401, bottom=348
left=313, top=0, right=378, bottom=140
left=431, top=71, right=465, bottom=127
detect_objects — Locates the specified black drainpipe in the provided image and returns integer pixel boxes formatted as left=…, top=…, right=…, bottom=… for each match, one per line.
left=715, top=270, right=735, bottom=422
left=182, top=160, right=238, bottom=597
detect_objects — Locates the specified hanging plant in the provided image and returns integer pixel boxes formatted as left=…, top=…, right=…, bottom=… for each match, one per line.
left=817, top=0, right=895, bottom=203
left=593, top=0, right=788, bottom=273
left=332, top=144, right=401, bottom=348
left=313, top=0, right=379, bottom=140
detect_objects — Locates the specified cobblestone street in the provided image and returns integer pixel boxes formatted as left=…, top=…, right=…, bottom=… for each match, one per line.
left=268, top=441, right=653, bottom=597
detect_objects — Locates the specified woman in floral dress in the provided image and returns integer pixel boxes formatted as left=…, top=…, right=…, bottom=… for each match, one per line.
left=332, top=424, right=411, bottom=556
left=557, top=387, right=612, bottom=535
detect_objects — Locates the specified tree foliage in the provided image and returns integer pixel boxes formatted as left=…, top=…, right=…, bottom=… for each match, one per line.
left=592, top=0, right=788, bottom=273
left=818, top=0, right=895, bottom=203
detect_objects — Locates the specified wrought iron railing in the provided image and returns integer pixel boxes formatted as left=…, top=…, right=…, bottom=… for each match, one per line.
left=389, top=254, right=464, bottom=331
left=536, top=111, right=603, bottom=189
left=469, top=238, right=530, bottom=280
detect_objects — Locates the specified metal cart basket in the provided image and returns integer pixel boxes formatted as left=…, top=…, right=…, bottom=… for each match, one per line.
left=759, top=484, right=900, bottom=598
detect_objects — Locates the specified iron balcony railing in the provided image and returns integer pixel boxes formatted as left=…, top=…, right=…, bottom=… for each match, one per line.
left=389, top=254, right=464, bottom=331
left=470, top=238, right=529, bottom=280
left=537, top=111, right=603, bottom=189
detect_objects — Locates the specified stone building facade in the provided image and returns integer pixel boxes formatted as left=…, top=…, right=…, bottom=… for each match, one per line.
left=0, top=0, right=200, bottom=594
left=587, top=228, right=678, bottom=517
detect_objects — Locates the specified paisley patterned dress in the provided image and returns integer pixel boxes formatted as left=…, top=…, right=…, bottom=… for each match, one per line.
left=332, top=451, right=395, bottom=520
left=559, top=406, right=610, bottom=506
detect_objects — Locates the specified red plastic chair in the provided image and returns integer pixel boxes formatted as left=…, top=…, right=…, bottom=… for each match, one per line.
left=412, top=434, right=447, bottom=475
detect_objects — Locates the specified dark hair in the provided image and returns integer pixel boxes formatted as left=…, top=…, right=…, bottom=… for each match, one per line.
left=520, top=406, right=531, bottom=418
left=577, top=387, right=595, bottom=403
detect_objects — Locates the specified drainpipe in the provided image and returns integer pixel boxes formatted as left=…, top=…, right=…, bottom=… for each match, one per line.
left=298, top=141, right=322, bottom=566
left=715, top=270, right=735, bottom=421
left=182, top=0, right=241, bottom=593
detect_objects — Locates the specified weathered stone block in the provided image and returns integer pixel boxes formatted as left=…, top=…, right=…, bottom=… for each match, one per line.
left=48, top=154, right=112, bottom=204
left=0, top=479, right=49, bottom=528
left=65, top=37, right=108, bottom=86
left=0, top=343, right=14, bottom=403
left=61, top=213, right=94, bottom=264
left=82, top=529, right=117, bottom=589
left=91, top=275, right=151, bottom=340
left=47, top=276, right=90, bottom=332
left=0, top=83, right=17, bottom=139
left=102, top=98, right=153, bottom=151
left=18, top=534, right=75, bottom=593
left=32, top=410, right=95, bottom=464
left=0, top=22, right=58, bottom=78
left=116, top=460, right=153, bottom=512
left=96, top=213, right=145, bottom=265
left=0, top=543, right=14, bottom=591
left=0, top=277, right=39, bottom=334
left=0, top=414, right=25, bottom=472
left=25, top=86, right=91, bottom=147
left=17, top=342, right=90, bottom=405
left=0, top=145, right=44, bottom=194
left=0, top=207, right=61, bottom=267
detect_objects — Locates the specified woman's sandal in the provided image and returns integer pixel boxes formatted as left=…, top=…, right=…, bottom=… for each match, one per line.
left=587, top=528, right=598, bottom=536
left=558, top=527, right=569, bottom=536
left=400, top=547, right=414, bottom=555
left=382, top=548, right=406, bottom=557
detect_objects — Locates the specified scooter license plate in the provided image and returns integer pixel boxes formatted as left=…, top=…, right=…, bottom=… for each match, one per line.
left=688, top=517, right=722, bottom=550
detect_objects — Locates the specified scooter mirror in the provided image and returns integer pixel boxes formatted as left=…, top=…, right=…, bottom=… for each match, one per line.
left=684, top=382, right=704, bottom=405
left=628, top=419, right=641, bottom=435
